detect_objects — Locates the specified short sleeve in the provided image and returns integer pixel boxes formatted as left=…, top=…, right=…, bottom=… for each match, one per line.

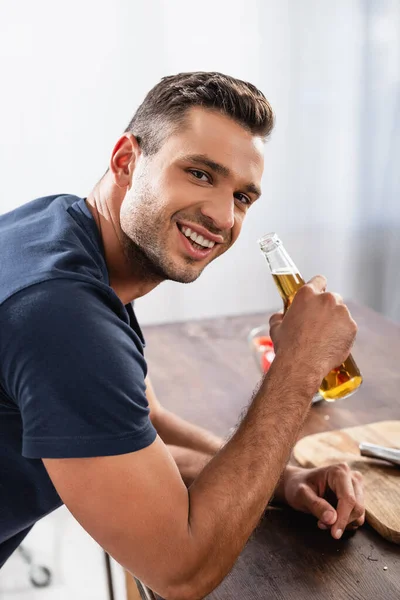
left=0, top=279, right=157, bottom=458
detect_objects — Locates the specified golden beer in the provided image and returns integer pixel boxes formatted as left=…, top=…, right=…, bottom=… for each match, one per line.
left=272, top=270, right=304, bottom=311
left=259, top=235, right=362, bottom=402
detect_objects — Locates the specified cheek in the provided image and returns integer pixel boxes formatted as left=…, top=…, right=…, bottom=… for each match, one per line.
left=152, top=179, right=179, bottom=215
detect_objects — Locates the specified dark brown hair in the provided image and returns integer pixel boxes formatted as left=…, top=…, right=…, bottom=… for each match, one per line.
left=124, top=71, right=274, bottom=155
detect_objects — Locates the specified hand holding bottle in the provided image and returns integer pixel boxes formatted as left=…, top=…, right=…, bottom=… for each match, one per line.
left=269, top=275, right=358, bottom=385
left=259, top=233, right=362, bottom=401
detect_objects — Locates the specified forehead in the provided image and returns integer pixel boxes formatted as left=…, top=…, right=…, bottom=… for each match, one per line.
left=159, top=107, right=264, bottom=179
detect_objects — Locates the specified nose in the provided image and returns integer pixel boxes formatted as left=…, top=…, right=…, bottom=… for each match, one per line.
left=200, top=195, right=235, bottom=233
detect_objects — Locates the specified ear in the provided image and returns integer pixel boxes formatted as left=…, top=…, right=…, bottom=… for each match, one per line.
left=109, top=133, right=141, bottom=188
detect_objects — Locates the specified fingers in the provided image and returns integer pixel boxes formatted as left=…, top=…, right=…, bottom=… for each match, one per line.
left=332, top=292, right=344, bottom=305
left=304, top=276, right=344, bottom=305
left=328, top=464, right=364, bottom=539
left=305, top=275, right=327, bottom=294
left=347, top=471, right=365, bottom=529
left=299, top=485, right=337, bottom=528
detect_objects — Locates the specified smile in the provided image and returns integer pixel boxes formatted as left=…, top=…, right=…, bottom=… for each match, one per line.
left=177, top=224, right=216, bottom=249
left=176, top=223, right=217, bottom=260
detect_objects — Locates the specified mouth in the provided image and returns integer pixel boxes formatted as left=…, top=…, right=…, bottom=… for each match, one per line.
left=176, top=223, right=218, bottom=260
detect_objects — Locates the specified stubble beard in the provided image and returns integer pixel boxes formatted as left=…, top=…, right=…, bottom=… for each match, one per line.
left=120, top=226, right=207, bottom=285
left=120, top=191, right=207, bottom=285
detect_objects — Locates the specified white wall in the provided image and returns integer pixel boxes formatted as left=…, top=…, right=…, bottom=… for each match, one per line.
left=0, top=1, right=399, bottom=596
left=0, top=0, right=398, bottom=325
left=136, top=0, right=366, bottom=325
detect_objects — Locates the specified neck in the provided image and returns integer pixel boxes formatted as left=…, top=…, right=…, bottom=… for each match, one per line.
left=85, top=175, right=162, bottom=305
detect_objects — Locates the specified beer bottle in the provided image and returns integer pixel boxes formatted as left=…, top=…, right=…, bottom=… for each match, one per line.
left=258, top=232, right=363, bottom=401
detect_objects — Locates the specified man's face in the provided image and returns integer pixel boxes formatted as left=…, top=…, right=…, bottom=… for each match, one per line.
left=119, top=107, right=264, bottom=284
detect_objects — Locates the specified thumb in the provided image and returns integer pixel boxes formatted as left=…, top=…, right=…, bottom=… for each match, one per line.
left=301, top=486, right=337, bottom=527
left=269, top=312, right=283, bottom=342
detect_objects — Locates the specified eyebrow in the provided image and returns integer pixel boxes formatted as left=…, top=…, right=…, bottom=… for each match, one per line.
left=182, top=153, right=262, bottom=199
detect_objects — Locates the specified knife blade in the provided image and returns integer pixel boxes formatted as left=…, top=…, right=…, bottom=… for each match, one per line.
left=359, top=442, right=400, bottom=467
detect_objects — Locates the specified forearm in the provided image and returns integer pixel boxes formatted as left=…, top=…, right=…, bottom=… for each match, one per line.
left=155, top=408, right=223, bottom=455
left=160, top=403, right=302, bottom=501
left=146, top=375, right=223, bottom=455
left=272, top=464, right=302, bottom=503
left=178, top=355, right=318, bottom=598
left=168, top=444, right=300, bottom=505
left=167, top=441, right=301, bottom=499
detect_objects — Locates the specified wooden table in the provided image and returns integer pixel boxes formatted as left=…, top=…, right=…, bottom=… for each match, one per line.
left=139, top=302, right=400, bottom=599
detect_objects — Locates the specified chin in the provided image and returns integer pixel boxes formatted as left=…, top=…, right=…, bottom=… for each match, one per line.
left=167, top=267, right=203, bottom=284
left=164, top=259, right=206, bottom=284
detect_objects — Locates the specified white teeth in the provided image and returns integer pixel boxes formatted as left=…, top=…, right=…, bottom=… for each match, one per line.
left=180, top=225, right=215, bottom=249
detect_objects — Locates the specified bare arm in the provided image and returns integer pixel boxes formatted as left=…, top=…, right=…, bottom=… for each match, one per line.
left=45, top=355, right=314, bottom=599
left=147, top=379, right=302, bottom=495
left=146, top=376, right=291, bottom=489
left=44, top=278, right=357, bottom=600
left=145, top=376, right=223, bottom=455
left=147, top=364, right=365, bottom=538
left=146, top=377, right=304, bottom=493
left=167, top=444, right=219, bottom=487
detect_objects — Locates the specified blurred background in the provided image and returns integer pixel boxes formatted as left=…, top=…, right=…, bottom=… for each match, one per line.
left=1, top=0, right=399, bottom=326
left=0, top=0, right=399, bottom=598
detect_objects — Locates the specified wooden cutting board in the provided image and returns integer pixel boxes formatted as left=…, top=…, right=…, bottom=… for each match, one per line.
left=293, top=420, right=400, bottom=544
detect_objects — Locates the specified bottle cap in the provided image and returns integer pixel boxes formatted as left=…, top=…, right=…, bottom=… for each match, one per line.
left=258, top=232, right=281, bottom=252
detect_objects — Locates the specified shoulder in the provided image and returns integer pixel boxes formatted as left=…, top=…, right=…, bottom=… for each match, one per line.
left=0, top=194, right=107, bottom=306
left=0, top=278, right=146, bottom=366
left=2, top=275, right=130, bottom=331
left=0, top=278, right=154, bottom=459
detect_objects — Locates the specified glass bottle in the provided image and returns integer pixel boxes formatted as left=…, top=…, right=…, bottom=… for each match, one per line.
left=258, top=232, right=363, bottom=401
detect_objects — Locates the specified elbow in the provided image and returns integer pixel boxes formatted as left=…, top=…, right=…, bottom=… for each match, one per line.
left=135, top=532, right=228, bottom=599
left=162, top=584, right=207, bottom=600
left=161, top=567, right=224, bottom=600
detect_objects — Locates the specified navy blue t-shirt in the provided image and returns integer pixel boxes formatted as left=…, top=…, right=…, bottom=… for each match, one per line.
left=0, top=194, right=157, bottom=567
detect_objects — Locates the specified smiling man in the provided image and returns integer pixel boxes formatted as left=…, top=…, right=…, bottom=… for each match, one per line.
left=0, top=72, right=364, bottom=598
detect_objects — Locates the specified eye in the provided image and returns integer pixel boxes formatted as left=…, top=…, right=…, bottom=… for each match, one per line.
left=188, top=169, right=212, bottom=183
left=234, top=192, right=252, bottom=206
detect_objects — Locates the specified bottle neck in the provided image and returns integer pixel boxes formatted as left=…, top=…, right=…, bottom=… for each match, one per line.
left=258, top=233, right=301, bottom=277
left=258, top=232, right=305, bottom=309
